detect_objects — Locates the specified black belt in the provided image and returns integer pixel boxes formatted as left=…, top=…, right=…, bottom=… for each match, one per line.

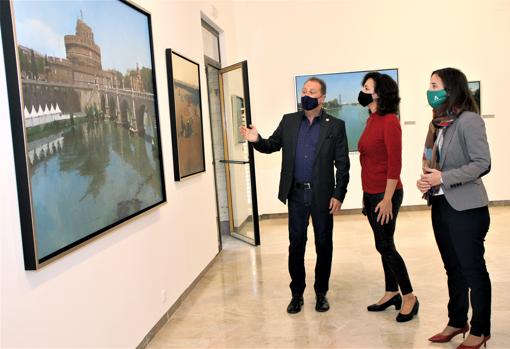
left=295, top=182, right=312, bottom=189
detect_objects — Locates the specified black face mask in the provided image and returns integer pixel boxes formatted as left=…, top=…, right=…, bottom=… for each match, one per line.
left=301, top=95, right=319, bottom=111
left=357, top=91, right=374, bottom=107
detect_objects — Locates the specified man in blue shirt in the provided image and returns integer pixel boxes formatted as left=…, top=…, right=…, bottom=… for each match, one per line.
left=240, top=77, right=350, bottom=313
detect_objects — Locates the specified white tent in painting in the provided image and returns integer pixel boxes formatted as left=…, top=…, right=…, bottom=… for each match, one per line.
left=24, top=103, right=69, bottom=127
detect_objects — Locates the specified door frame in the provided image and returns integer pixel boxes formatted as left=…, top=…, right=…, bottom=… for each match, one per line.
left=218, top=61, right=260, bottom=245
left=204, top=56, right=224, bottom=251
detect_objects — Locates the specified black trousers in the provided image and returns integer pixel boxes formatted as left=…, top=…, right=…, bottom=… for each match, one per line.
left=287, top=187, right=333, bottom=296
left=431, top=195, right=491, bottom=337
left=363, top=189, right=413, bottom=295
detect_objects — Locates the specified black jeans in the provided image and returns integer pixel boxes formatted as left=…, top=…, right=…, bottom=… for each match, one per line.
left=363, top=189, right=413, bottom=295
left=287, top=187, right=333, bottom=296
left=431, top=195, right=491, bottom=337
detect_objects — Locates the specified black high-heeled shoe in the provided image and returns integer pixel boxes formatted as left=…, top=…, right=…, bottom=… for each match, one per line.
left=367, top=293, right=402, bottom=312
left=396, top=297, right=419, bottom=322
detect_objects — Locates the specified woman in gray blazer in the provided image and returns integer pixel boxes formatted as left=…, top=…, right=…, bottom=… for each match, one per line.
left=417, top=68, right=491, bottom=349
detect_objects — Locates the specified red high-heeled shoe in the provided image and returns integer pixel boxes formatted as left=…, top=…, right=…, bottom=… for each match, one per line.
left=457, top=335, right=490, bottom=349
left=428, top=324, right=469, bottom=343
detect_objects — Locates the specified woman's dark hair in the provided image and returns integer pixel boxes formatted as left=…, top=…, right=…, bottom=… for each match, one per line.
left=431, top=67, right=479, bottom=117
left=361, top=72, right=400, bottom=115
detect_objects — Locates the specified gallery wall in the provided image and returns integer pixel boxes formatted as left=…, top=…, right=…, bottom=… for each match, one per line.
left=1, top=0, right=509, bottom=348
left=0, top=1, right=235, bottom=347
left=224, top=0, right=510, bottom=214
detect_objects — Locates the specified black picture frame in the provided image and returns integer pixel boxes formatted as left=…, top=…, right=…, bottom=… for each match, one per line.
left=165, top=49, right=206, bottom=181
left=0, top=0, right=166, bottom=270
left=468, top=81, right=481, bottom=114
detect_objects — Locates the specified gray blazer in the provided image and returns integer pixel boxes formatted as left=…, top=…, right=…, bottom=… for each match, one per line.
left=440, top=111, right=491, bottom=211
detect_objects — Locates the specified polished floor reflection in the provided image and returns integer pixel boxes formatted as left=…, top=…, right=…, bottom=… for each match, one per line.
left=148, top=207, right=510, bottom=348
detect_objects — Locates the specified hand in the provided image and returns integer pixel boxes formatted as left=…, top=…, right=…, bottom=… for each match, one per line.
left=329, top=198, right=342, bottom=214
left=239, top=124, right=259, bottom=142
left=421, top=167, right=442, bottom=187
left=416, top=179, right=431, bottom=193
left=374, top=197, right=393, bottom=225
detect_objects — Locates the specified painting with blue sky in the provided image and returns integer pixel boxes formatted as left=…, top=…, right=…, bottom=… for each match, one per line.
left=13, top=0, right=152, bottom=73
left=295, top=69, right=399, bottom=151
left=1, top=0, right=166, bottom=269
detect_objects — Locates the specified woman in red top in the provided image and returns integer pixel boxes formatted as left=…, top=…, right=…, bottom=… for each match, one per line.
left=357, top=72, right=418, bottom=322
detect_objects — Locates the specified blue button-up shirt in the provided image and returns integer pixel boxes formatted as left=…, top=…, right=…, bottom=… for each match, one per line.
left=294, top=111, right=322, bottom=182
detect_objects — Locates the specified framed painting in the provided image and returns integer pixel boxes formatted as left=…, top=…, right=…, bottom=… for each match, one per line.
left=165, top=49, right=206, bottom=181
left=0, top=0, right=166, bottom=270
left=231, top=95, right=245, bottom=143
left=468, top=81, right=481, bottom=113
left=295, top=68, right=399, bottom=152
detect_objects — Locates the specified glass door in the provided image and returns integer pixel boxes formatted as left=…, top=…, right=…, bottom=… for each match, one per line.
left=204, top=59, right=228, bottom=250
left=218, top=61, right=260, bottom=245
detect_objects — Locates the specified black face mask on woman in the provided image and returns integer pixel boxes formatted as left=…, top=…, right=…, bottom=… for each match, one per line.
left=357, top=91, right=374, bottom=107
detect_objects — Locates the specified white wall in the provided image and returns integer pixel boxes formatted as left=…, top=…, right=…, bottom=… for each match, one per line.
left=225, top=0, right=510, bottom=214
left=1, top=0, right=509, bottom=347
left=0, top=1, right=235, bottom=347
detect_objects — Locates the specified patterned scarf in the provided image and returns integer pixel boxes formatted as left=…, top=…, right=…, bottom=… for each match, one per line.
left=422, top=115, right=456, bottom=200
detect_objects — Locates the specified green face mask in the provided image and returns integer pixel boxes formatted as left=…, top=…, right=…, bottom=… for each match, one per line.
left=427, top=89, right=448, bottom=109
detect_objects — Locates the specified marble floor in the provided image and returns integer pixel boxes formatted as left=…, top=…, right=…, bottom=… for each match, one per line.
left=147, top=207, right=510, bottom=349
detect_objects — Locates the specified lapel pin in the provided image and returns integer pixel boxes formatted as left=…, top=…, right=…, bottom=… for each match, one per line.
left=326, top=118, right=330, bottom=122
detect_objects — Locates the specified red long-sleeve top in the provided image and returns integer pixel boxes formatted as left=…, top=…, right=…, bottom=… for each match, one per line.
left=358, top=112, right=403, bottom=194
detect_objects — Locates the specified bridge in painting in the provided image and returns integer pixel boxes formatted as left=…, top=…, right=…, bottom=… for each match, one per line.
left=22, top=79, right=157, bottom=136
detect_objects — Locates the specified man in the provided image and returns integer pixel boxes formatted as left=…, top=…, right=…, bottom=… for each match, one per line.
left=240, top=77, right=350, bottom=313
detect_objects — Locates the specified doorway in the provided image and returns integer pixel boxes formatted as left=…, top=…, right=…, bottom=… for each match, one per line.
left=218, top=61, right=260, bottom=245
left=202, top=21, right=260, bottom=248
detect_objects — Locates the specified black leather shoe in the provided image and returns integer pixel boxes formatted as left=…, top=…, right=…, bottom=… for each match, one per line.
left=287, top=295, right=303, bottom=314
left=396, top=297, right=419, bottom=322
left=315, top=294, right=330, bottom=312
left=367, top=293, right=402, bottom=312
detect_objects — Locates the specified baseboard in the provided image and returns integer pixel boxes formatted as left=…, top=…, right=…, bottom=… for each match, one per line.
left=259, top=212, right=287, bottom=220
left=489, top=200, right=510, bottom=207
left=136, top=253, right=220, bottom=349
left=236, top=215, right=253, bottom=234
left=259, top=200, right=509, bottom=220
left=259, top=205, right=428, bottom=220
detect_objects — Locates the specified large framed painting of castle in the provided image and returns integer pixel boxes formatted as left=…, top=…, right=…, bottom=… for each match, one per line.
left=165, top=49, right=206, bottom=181
left=0, top=0, right=166, bottom=270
